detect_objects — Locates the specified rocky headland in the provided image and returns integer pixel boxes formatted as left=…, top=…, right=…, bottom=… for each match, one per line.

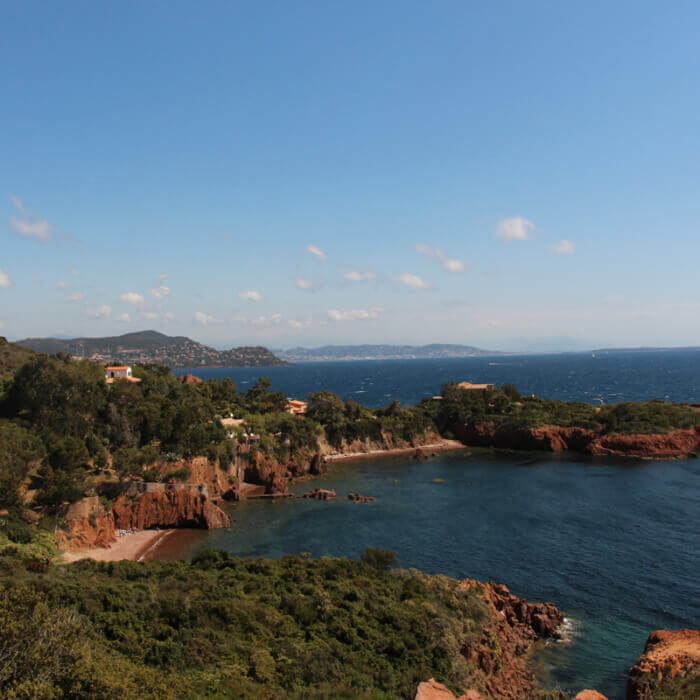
left=626, top=629, right=700, bottom=699
left=454, top=423, right=700, bottom=459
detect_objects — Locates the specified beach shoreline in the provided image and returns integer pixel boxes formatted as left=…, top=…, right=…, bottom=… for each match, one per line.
left=323, top=439, right=466, bottom=463
left=59, top=529, right=176, bottom=563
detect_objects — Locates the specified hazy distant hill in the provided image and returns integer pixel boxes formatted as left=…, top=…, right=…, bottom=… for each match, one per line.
left=17, top=330, right=289, bottom=369
left=0, top=337, right=42, bottom=379
left=278, top=343, right=503, bottom=362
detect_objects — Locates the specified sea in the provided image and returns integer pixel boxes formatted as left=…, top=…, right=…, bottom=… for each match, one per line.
left=166, top=349, right=700, bottom=698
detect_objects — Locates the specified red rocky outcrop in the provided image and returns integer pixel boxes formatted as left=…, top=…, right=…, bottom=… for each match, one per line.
left=626, top=629, right=700, bottom=699
left=456, top=423, right=700, bottom=459
left=457, top=579, right=564, bottom=699
left=54, top=496, right=116, bottom=551
left=177, top=373, right=203, bottom=385
left=113, top=482, right=231, bottom=530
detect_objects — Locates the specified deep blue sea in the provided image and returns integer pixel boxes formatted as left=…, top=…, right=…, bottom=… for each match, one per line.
left=166, top=350, right=700, bottom=698
left=174, top=349, right=699, bottom=407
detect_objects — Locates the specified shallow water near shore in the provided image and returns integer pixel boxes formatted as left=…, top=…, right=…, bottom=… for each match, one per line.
left=151, top=450, right=700, bottom=698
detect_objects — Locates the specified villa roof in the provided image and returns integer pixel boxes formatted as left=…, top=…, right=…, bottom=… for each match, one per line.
left=105, top=365, right=130, bottom=370
left=457, top=382, right=494, bottom=390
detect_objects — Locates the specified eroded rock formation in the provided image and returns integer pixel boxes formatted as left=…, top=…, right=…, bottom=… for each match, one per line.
left=54, top=496, right=116, bottom=552
left=455, top=423, right=700, bottom=459
left=457, top=579, right=564, bottom=699
left=626, top=629, right=700, bottom=699
left=113, top=482, right=231, bottom=530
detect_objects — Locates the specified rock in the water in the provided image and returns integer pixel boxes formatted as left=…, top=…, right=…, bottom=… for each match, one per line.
left=348, top=493, right=375, bottom=503
left=303, top=488, right=336, bottom=500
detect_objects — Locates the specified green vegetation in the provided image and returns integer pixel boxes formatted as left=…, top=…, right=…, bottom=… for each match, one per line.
left=0, top=551, right=491, bottom=698
left=0, top=336, right=41, bottom=380
left=429, top=382, right=699, bottom=435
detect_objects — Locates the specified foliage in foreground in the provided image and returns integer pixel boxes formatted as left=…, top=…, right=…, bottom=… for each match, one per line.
left=0, top=552, right=490, bottom=699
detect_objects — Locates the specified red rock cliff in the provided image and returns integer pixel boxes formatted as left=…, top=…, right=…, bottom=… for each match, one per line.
left=457, top=579, right=564, bottom=699
left=626, top=629, right=700, bottom=699
left=113, top=482, right=231, bottom=530
left=455, top=423, right=700, bottom=459
left=54, top=496, right=116, bottom=552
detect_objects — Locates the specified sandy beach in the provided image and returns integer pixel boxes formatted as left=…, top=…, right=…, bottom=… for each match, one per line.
left=60, top=529, right=176, bottom=563
left=323, top=439, right=466, bottom=463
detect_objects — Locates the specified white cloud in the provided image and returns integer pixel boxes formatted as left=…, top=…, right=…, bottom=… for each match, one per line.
left=164, top=312, right=175, bottom=321
left=396, top=273, right=431, bottom=290
left=288, top=317, right=313, bottom=329
left=116, top=313, right=131, bottom=323
left=415, top=244, right=465, bottom=273
left=295, top=276, right=313, bottom=290
left=194, top=311, right=222, bottom=326
left=306, top=245, right=327, bottom=261
left=159, top=273, right=168, bottom=280
left=239, top=290, right=263, bottom=302
left=0, top=321, right=4, bottom=329
left=56, top=280, right=69, bottom=289
left=142, top=311, right=158, bottom=320
left=151, top=285, right=171, bottom=299
left=10, top=216, right=53, bottom=242
left=85, top=305, right=112, bottom=319
left=495, top=216, right=534, bottom=241
left=328, top=308, right=381, bottom=321
left=64, top=292, right=84, bottom=303
left=70, top=268, right=79, bottom=276
left=250, top=313, right=282, bottom=327
left=553, top=239, right=576, bottom=255
left=343, top=270, right=376, bottom=282
left=0, top=269, right=12, bottom=288
left=9, top=196, right=53, bottom=241
left=120, top=292, right=145, bottom=306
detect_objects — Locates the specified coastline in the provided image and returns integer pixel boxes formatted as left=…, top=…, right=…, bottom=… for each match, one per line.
left=59, top=529, right=175, bottom=563
left=323, top=439, right=466, bottom=463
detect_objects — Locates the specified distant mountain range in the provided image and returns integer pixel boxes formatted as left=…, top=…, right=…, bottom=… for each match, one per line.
left=277, top=344, right=503, bottom=362
left=16, top=330, right=288, bottom=369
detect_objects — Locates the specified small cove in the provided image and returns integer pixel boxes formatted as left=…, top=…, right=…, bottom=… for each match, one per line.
left=149, top=449, right=700, bottom=698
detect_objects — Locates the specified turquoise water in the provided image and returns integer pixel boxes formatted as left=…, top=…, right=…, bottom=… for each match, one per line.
left=155, top=450, right=700, bottom=699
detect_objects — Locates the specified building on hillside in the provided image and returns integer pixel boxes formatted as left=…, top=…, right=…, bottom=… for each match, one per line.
left=286, top=399, right=308, bottom=416
left=105, top=365, right=142, bottom=384
left=457, top=381, right=494, bottom=391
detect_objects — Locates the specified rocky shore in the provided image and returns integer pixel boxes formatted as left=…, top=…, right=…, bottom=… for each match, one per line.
left=454, top=423, right=700, bottom=459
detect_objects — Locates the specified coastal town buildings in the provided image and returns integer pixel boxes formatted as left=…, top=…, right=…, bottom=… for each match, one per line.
left=104, top=365, right=141, bottom=384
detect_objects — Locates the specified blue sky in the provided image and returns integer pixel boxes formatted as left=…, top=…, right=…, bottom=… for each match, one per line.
left=2, top=1, right=699, bottom=350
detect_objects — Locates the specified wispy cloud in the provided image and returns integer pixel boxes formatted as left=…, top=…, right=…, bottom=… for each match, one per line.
left=343, top=270, right=376, bottom=282
left=328, top=308, right=381, bottom=321
left=396, top=273, right=431, bottom=290
left=64, top=292, right=84, bottom=303
left=194, top=311, right=222, bottom=326
left=142, top=311, right=158, bottom=320
left=0, top=269, right=12, bottom=288
left=116, top=312, right=131, bottom=323
left=415, top=244, right=465, bottom=272
left=56, top=280, right=70, bottom=289
left=553, top=239, right=576, bottom=255
left=495, top=216, right=534, bottom=241
left=151, top=285, right=171, bottom=299
left=120, top=292, right=145, bottom=306
left=288, top=317, right=313, bottom=329
left=306, top=245, right=327, bottom=261
left=239, top=290, right=263, bottom=302
left=0, top=321, right=4, bottom=329
left=9, top=196, right=53, bottom=242
left=295, top=276, right=313, bottom=290
left=85, top=305, right=112, bottom=319
left=163, top=312, right=175, bottom=321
